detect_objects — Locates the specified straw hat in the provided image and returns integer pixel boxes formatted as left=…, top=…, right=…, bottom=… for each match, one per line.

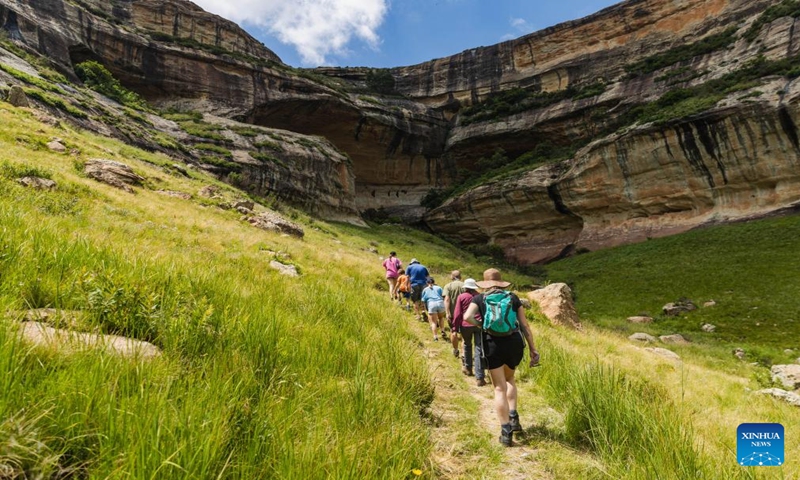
left=476, top=268, right=511, bottom=289
left=409, top=258, right=419, bottom=264
left=463, top=278, right=479, bottom=290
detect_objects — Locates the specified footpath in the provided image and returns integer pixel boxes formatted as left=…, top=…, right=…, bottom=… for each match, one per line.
left=404, top=308, right=555, bottom=479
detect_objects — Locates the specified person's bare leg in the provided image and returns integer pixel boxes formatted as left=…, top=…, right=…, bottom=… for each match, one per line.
left=387, top=278, right=397, bottom=300
left=429, top=312, right=440, bottom=339
left=504, top=366, right=517, bottom=412
left=450, top=330, right=460, bottom=352
left=489, top=366, right=510, bottom=425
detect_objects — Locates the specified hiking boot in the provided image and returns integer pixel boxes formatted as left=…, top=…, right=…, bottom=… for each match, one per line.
left=476, top=378, right=487, bottom=387
left=509, top=411, right=522, bottom=432
left=499, top=424, right=513, bottom=447
left=452, top=348, right=459, bottom=358
left=461, top=365, right=469, bottom=375
left=433, top=336, right=439, bottom=342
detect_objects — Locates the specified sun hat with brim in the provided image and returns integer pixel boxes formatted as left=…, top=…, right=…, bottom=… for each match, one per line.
left=463, top=278, right=479, bottom=290
left=476, top=268, right=511, bottom=289
left=409, top=258, right=419, bottom=264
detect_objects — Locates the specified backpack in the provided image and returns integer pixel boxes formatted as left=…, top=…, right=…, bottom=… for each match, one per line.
left=482, top=291, right=518, bottom=336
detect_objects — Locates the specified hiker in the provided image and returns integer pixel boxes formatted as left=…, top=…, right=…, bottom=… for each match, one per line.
left=443, top=270, right=465, bottom=358
left=405, top=258, right=430, bottom=322
left=452, top=278, right=486, bottom=386
left=461, top=268, right=539, bottom=447
left=421, top=277, right=446, bottom=341
left=382, top=252, right=402, bottom=300
left=396, top=269, right=412, bottom=310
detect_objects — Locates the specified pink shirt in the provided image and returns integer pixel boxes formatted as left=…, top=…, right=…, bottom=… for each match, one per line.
left=382, top=257, right=401, bottom=278
left=452, top=290, right=481, bottom=331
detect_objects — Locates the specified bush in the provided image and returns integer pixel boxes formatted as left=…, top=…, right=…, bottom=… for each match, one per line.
left=194, top=143, right=232, bottom=157
left=365, top=69, right=396, bottom=94
left=74, top=61, right=150, bottom=111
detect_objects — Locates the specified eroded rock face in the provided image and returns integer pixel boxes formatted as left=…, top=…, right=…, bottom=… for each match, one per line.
left=4, top=0, right=800, bottom=254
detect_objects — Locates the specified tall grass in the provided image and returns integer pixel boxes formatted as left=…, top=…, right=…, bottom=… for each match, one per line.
left=0, top=101, right=434, bottom=478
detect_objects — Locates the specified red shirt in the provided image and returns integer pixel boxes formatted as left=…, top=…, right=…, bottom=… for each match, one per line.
left=452, top=291, right=482, bottom=331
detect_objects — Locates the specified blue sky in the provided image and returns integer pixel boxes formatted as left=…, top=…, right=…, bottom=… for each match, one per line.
left=192, top=0, right=621, bottom=68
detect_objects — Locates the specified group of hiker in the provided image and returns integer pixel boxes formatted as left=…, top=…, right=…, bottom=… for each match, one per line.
left=382, top=252, right=540, bottom=447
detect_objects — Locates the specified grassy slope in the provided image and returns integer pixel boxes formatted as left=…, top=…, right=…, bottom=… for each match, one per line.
left=2, top=96, right=799, bottom=479
left=545, top=217, right=800, bottom=365
left=0, top=103, right=434, bottom=479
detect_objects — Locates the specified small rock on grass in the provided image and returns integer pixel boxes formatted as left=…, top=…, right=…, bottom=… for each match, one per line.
left=627, top=316, right=653, bottom=324
left=756, top=388, right=800, bottom=407
left=771, top=364, right=800, bottom=390
left=659, top=334, right=689, bottom=344
left=270, top=260, right=299, bottom=277
left=629, top=332, right=657, bottom=342
left=17, top=176, right=56, bottom=190
left=645, top=347, right=681, bottom=361
left=701, top=323, right=716, bottom=333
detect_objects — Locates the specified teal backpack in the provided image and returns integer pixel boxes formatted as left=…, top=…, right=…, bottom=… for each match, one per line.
left=482, top=291, right=518, bottom=336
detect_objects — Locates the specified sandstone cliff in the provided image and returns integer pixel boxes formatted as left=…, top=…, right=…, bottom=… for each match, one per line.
left=3, top=0, right=800, bottom=261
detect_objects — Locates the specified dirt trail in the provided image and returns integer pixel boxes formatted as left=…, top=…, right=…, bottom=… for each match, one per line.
left=422, top=331, right=554, bottom=479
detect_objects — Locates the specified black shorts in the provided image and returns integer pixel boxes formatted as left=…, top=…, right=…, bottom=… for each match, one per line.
left=482, top=332, right=524, bottom=370
left=411, top=284, right=424, bottom=302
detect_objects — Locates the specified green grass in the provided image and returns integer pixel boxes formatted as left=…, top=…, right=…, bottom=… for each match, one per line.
left=0, top=102, right=434, bottom=479
left=194, top=143, right=232, bottom=157
left=545, top=214, right=800, bottom=364
left=0, top=63, right=65, bottom=94
left=22, top=88, right=88, bottom=119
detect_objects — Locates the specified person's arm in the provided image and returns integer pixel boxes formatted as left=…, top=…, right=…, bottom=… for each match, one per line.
left=444, top=291, right=452, bottom=320
left=516, top=307, right=539, bottom=367
left=462, top=303, right=480, bottom=327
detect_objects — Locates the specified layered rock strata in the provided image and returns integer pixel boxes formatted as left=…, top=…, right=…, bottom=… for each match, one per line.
left=427, top=80, right=800, bottom=263
left=4, top=0, right=800, bottom=259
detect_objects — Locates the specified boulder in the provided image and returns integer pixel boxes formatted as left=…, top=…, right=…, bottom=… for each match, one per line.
left=755, top=388, right=800, bottom=407
left=47, top=140, right=66, bottom=153
left=17, top=321, right=161, bottom=359
left=198, top=185, right=221, bottom=198
left=6, top=85, right=29, bottom=108
left=659, top=334, right=689, bottom=344
left=17, top=176, right=56, bottom=190
left=701, top=323, right=716, bottom=333
left=733, top=348, right=746, bottom=360
left=662, top=300, right=697, bottom=316
left=645, top=347, right=681, bottom=361
left=527, top=283, right=582, bottom=329
left=629, top=332, right=657, bottom=342
left=84, top=159, right=144, bottom=193
left=627, top=316, right=653, bottom=324
left=233, top=200, right=255, bottom=211
left=248, top=211, right=304, bottom=238
left=771, top=364, right=800, bottom=390
left=155, top=190, right=192, bottom=200
left=519, top=298, right=532, bottom=310
left=270, top=260, right=299, bottom=277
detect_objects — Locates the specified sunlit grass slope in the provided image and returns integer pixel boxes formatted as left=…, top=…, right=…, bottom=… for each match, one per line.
left=0, top=102, right=433, bottom=479
left=545, top=218, right=800, bottom=365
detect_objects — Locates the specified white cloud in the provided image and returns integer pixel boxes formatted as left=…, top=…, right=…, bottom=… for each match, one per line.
left=192, top=0, right=389, bottom=66
left=510, top=17, right=532, bottom=32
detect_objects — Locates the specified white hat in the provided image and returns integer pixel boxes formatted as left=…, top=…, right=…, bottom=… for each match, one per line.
left=463, top=278, right=479, bottom=290
left=409, top=258, right=419, bottom=264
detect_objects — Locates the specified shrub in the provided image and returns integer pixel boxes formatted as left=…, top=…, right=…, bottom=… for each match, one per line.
left=74, top=61, right=150, bottom=111
left=365, top=69, right=396, bottom=94
left=250, top=152, right=285, bottom=167
left=200, top=155, right=240, bottom=171
left=253, top=140, right=284, bottom=151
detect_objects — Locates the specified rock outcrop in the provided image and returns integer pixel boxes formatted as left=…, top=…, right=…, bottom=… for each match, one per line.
left=18, top=321, right=162, bottom=359
left=4, top=0, right=800, bottom=257
left=527, top=283, right=582, bottom=329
